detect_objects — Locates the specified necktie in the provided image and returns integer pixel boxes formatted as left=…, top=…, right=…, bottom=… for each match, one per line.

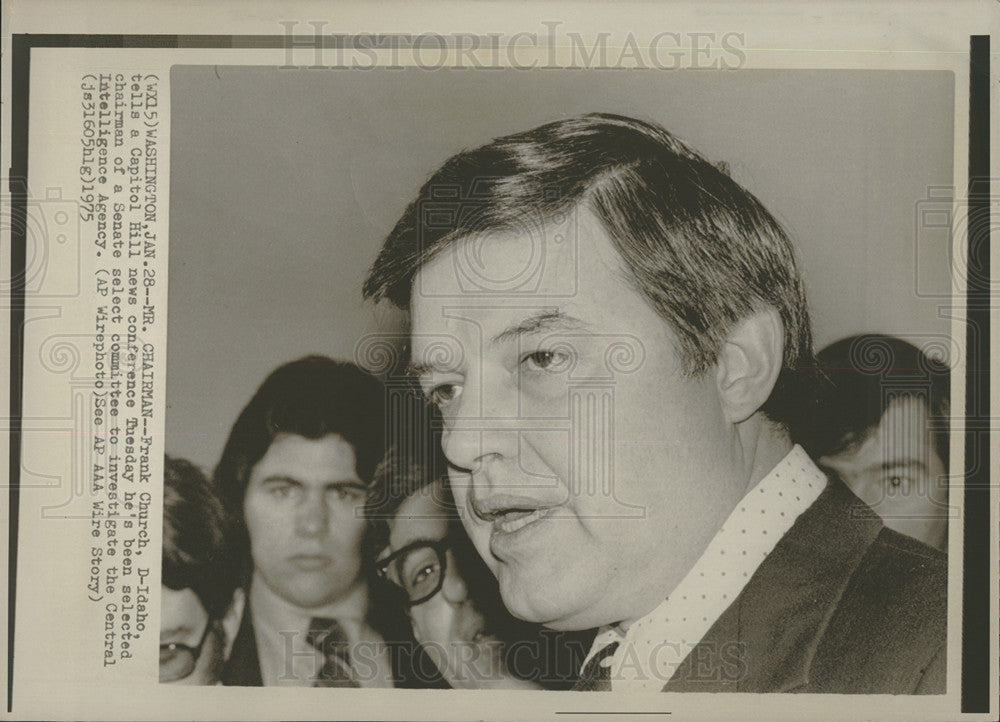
left=307, top=617, right=359, bottom=688
left=572, top=641, right=620, bottom=692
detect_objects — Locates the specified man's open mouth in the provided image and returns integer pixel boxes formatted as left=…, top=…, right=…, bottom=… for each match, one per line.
left=493, top=506, right=556, bottom=535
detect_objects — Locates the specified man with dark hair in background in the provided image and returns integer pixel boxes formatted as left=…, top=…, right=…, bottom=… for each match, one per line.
left=161, top=455, right=242, bottom=684
left=214, top=356, right=425, bottom=688
left=799, top=334, right=951, bottom=551
left=362, top=113, right=946, bottom=693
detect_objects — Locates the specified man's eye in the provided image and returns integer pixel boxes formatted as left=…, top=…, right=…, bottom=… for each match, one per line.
left=268, top=484, right=293, bottom=498
left=334, top=486, right=363, bottom=502
left=522, top=349, right=571, bottom=372
left=411, top=562, right=439, bottom=589
left=427, top=383, right=462, bottom=408
left=159, top=644, right=182, bottom=664
left=884, top=474, right=912, bottom=492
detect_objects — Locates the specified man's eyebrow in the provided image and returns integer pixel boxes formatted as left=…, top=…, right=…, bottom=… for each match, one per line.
left=325, top=480, right=366, bottom=490
left=489, top=310, right=587, bottom=346
left=259, top=475, right=302, bottom=485
left=874, top=459, right=929, bottom=473
left=405, top=311, right=587, bottom=377
left=405, top=360, right=434, bottom=379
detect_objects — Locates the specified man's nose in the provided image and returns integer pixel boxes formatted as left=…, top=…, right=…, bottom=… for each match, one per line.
left=440, top=561, right=469, bottom=606
left=295, top=494, right=329, bottom=536
left=442, top=426, right=522, bottom=477
left=440, top=377, right=522, bottom=473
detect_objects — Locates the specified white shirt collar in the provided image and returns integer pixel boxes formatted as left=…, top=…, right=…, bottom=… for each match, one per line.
left=581, top=445, right=827, bottom=692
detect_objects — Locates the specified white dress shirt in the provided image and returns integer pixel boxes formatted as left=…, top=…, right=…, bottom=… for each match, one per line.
left=249, top=575, right=395, bottom=688
left=580, top=445, right=827, bottom=692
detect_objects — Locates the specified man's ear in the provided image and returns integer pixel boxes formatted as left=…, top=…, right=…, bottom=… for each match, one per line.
left=715, top=307, right=784, bottom=424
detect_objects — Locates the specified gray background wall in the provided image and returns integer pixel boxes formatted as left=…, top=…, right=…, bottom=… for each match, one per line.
left=167, top=67, right=955, bottom=473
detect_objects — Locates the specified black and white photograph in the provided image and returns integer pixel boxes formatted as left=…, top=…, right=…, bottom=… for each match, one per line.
left=165, top=65, right=958, bottom=694
left=3, top=2, right=995, bottom=720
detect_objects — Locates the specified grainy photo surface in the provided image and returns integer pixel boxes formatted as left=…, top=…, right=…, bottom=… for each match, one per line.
left=165, top=66, right=954, bottom=692
left=3, top=3, right=995, bottom=719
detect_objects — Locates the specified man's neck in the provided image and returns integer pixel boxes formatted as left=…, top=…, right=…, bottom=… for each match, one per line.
left=736, top=414, right=794, bottom=495
left=616, top=423, right=794, bottom=628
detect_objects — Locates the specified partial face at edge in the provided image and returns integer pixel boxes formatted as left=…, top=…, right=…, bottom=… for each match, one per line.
left=409, top=207, right=748, bottom=631
left=160, top=586, right=224, bottom=685
left=819, top=396, right=949, bottom=550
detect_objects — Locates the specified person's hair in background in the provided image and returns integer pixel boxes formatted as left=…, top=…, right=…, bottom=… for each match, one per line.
left=214, top=355, right=389, bottom=586
left=362, top=112, right=817, bottom=430
left=366, top=406, right=590, bottom=690
left=796, top=334, right=951, bottom=550
left=214, top=355, right=438, bottom=688
left=161, top=455, right=241, bottom=684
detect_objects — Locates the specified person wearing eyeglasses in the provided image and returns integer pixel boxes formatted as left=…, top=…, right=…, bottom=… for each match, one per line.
left=367, top=437, right=589, bottom=690
left=160, top=455, right=243, bottom=684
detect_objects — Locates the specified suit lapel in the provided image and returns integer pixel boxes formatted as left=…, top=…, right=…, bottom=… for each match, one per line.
left=663, top=476, right=883, bottom=692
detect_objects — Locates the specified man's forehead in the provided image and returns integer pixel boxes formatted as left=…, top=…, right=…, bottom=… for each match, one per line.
left=414, top=234, right=570, bottom=300
left=410, top=209, right=637, bottom=356
left=827, top=396, right=934, bottom=470
left=411, top=205, right=623, bottom=301
left=389, top=487, right=451, bottom=546
left=161, top=586, right=208, bottom=621
left=874, top=396, right=933, bottom=444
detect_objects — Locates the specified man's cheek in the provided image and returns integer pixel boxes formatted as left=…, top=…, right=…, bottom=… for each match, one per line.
left=520, top=431, right=570, bottom=484
left=413, top=601, right=454, bottom=646
left=338, top=521, right=367, bottom=554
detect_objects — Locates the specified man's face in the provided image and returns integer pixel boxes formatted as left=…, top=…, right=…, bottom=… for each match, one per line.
left=410, top=207, right=748, bottom=631
left=243, top=433, right=368, bottom=608
left=384, top=479, right=523, bottom=688
left=160, top=586, right=223, bottom=684
left=819, top=396, right=949, bottom=550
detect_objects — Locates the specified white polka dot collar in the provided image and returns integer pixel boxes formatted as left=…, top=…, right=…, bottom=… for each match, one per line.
left=580, top=445, right=827, bottom=692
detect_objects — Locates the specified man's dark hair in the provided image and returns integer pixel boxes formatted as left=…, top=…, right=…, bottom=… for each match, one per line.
left=163, top=455, right=238, bottom=619
left=362, top=112, right=815, bottom=427
left=213, top=355, right=388, bottom=582
left=796, top=334, right=951, bottom=465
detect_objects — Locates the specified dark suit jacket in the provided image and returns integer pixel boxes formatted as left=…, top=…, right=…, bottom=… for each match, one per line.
left=662, top=476, right=946, bottom=693
left=221, top=606, right=448, bottom=689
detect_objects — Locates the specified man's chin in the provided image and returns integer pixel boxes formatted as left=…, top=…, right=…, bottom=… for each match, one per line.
left=280, top=586, right=343, bottom=610
left=498, top=577, right=578, bottom=628
left=498, top=579, right=615, bottom=631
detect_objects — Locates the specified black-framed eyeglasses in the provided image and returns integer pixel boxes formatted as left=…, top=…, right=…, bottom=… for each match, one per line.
left=159, top=618, right=214, bottom=682
left=375, top=539, right=450, bottom=607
